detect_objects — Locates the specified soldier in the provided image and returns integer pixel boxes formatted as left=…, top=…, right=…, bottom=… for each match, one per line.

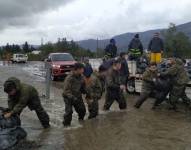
left=62, top=63, right=86, bottom=126
left=134, top=63, right=158, bottom=108
left=180, top=59, right=191, bottom=105
left=103, top=59, right=127, bottom=110
left=3, top=77, right=50, bottom=128
left=84, top=65, right=107, bottom=119
left=160, top=58, right=190, bottom=111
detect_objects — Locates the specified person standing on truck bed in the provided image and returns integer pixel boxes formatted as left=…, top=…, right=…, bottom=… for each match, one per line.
left=3, top=77, right=50, bottom=129
left=62, top=63, right=86, bottom=127
left=128, top=34, right=143, bottom=61
left=104, top=39, right=117, bottom=60
left=148, top=32, right=164, bottom=64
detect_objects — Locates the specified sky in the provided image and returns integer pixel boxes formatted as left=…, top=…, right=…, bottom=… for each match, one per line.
left=0, top=0, right=191, bottom=45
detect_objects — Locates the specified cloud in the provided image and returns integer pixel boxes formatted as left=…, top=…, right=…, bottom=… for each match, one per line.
left=0, top=0, right=73, bottom=30
left=0, top=0, right=191, bottom=45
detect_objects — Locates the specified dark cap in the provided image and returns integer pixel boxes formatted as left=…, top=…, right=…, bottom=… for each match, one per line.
left=149, top=62, right=157, bottom=67
left=99, top=65, right=107, bottom=73
left=135, top=34, right=139, bottom=38
left=74, top=63, right=84, bottom=70
left=113, top=59, right=121, bottom=65
left=4, top=81, right=16, bottom=93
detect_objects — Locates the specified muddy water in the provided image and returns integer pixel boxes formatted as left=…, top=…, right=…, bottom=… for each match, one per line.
left=0, top=62, right=191, bottom=150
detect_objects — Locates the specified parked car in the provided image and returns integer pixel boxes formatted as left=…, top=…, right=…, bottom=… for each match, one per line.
left=11, top=54, right=28, bottom=63
left=46, top=53, right=76, bottom=81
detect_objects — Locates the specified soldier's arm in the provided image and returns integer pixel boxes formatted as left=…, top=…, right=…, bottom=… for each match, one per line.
left=160, top=66, right=178, bottom=77
left=11, top=91, right=29, bottom=114
left=80, top=79, right=87, bottom=94
left=8, top=97, right=14, bottom=110
left=63, top=77, right=76, bottom=100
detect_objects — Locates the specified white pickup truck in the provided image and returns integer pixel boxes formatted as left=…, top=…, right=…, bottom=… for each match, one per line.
left=11, top=54, right=28, bottom=63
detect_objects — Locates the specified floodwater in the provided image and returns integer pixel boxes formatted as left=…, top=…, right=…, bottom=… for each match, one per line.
left=0, top=61, right=191, bottom=150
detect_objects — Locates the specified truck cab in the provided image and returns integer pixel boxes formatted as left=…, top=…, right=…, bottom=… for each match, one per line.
left=12, top=54, right=28, bottom=63
left=46, top=53, right=76, bottom=81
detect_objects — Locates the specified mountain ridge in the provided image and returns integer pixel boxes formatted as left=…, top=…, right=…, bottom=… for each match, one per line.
left=77, top=22, right=191, bottom=52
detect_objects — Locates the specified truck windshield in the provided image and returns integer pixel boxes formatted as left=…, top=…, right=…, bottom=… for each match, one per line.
left=17, top=55, right=25, bottom=58
left=51, top=54, right=74, bottom=61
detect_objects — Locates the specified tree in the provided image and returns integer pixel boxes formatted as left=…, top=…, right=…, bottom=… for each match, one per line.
left=162, top=23, right=191, bottom=58
left=23, top=41, right=30, bottom=53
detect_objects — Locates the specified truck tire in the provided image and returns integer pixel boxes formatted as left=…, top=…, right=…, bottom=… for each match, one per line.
left=126, top=78, right=136, bottom=94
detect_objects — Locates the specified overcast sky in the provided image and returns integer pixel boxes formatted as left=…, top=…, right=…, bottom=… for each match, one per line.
left=0, top=0, right=191, bottom=45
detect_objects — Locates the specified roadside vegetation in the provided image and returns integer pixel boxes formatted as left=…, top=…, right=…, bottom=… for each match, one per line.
left=0, top=23, right=191, bottom=61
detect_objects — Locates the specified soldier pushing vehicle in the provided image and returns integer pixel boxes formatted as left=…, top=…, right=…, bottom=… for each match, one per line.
left=62, top=63, right=86, bottom=127
left=104, top=59, right=127, bottom=110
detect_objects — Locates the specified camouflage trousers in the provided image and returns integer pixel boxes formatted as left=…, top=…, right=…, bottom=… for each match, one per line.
left=63, top=97, right=86, bottom=126
left=27, top=96, right=50, bottom=128
left=86, top=98, right=99, bottom=119
left=181, top=86, right=191, bottom=105
left=104, top=89, right=127, bottom=110
left=169, top=84, right=185, bottom=109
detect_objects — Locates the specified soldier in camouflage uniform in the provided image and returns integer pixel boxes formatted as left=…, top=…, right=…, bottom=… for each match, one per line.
left=63, top=63, right=86, bottom=126
left=134, top=63, right=158, bottom=108
left=3, top=77, right=50, bottom=128
left=84, top=65, right=107, bottom=119
left=160, top=58, right=190, bottom=110
left=103, top=59, right=127, bottom=110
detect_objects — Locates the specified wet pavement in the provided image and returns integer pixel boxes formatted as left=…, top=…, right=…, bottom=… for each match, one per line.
left=0, top=61, right=191, bottom=150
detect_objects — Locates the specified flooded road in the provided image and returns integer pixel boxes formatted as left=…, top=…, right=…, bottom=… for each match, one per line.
left=0, top=62, right=191, bottom=150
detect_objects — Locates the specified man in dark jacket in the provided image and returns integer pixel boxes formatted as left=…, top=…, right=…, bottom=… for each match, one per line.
left=3, top=77, right=50, bottom=128
left=62, top=63, right=86, bottom=126
left=128, top=34, right=143, bottom=60
left=119, top=52, right=129, bottom=86
left=104, top=59, right=127, bottom=110
left=148, top=32, right=164, bottom=64
left=83, top=58, right=93, bottom=78
left=104, top=39, right=117, bottom=60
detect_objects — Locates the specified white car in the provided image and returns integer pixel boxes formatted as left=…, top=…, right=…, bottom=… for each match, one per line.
left=12, top=54, right=28, bottom=63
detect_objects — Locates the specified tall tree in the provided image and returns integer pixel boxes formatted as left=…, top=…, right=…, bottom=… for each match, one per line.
left=162, top=23, right=191, bottom=58
left=23, top=41, right=30, bottom=53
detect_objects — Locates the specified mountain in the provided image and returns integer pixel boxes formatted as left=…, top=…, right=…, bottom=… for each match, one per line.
left=77, top=22, right=191, bottom=52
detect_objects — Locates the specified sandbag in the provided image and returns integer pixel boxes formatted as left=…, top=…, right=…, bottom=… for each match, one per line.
left=0, top=108, right=27, bottom=150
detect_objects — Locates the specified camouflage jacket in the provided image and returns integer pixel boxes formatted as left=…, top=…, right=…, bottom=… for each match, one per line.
left=4, top=77, right=38, bottom=115
left=106, top=68, right=121, bottom=90
left=142, top=68, right=158, bottom=93
left=84, top=74, right=103, bottom=100
left=161, top=59, right=189, bottom=85
left=63, top=73, right=85, bottom=100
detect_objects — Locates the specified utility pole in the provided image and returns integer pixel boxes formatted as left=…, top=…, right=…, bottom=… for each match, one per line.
left=96, top=38, right=99, bottom=58
left=41, top=38, right=44, bottom=46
